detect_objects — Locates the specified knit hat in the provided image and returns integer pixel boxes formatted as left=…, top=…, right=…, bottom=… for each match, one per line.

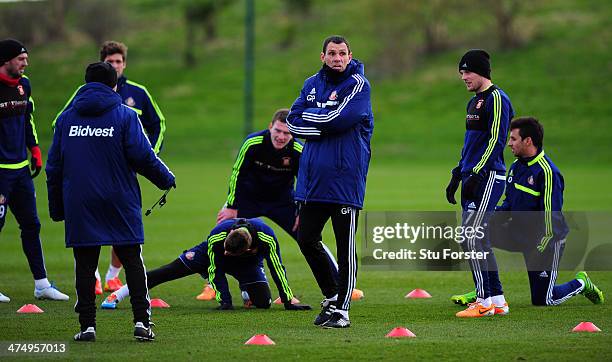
left=458, top=49, right=491, bottom=79
left=0, top=39, right=28, bottom=64
left=85, top=62, right=117, bottom=88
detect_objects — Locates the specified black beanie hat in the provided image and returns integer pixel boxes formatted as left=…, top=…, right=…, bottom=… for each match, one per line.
left=458, top=49, right=491, bottom=79
left=0, top=39, right=28, bottom=64
left=85, top=62, right=117, bottom=88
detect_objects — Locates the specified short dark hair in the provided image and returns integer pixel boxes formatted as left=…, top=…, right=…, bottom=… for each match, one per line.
left=510, top=116, right=544, bottom=149
left=85, top=61, right=118, bottom=88
left=322, top=35, right=350, bottom=53
left=224, top=228, right=251, bottom=255
left=271, top=108, right=289, bottom=124
left=100, top=40, right=127, bottom=61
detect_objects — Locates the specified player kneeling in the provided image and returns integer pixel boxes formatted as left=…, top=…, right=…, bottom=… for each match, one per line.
left=102, top=218, right=310, bottom=311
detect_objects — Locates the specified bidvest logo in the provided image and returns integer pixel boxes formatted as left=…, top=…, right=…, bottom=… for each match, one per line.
left=69, top=125, right=115, bottom=137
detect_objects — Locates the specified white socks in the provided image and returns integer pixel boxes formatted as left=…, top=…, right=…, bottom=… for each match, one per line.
left=491, top=294, right=506, bottom=306
left=477, top=297, right=492, bottom=307
left=106, top=264, right=122, bottom=281
left=577, top=278, right=585, bottom=291
left=114, top=285, right=130, bottom=302
left=34, top=278, right=51, bottom=290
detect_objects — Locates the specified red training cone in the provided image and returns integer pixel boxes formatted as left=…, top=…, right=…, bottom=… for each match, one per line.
left=386, top=327, right=416, bottom=338
left=572, top=322, right=601, bottom=333
left=245, top=334, right=276, bottom=345
left=274, top=297, right=300, bottom=305
left=150, top=298, right=170, bottom=308
left=17, top=304, right=44, bottom=313
left=405, top=289, right=432, bottom=298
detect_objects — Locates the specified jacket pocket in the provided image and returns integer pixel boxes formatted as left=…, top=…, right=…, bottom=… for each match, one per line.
left=336, top=141, right=343, bottom=170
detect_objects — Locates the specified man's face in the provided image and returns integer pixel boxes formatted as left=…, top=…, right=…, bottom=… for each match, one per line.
left=460, top=70, right=486, bottom=93
left=4, top=53, right=28, bottom=78
left=269, top=120, right=292, bottom=150
left=104, top=53, right=126, bottom=77
left=321, top=42, right=352, bottom=72
left=508, top=128, right=530, bottom=157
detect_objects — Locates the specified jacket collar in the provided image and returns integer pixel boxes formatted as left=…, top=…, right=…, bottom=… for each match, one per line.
left=520, top=149, right=545, bottom=166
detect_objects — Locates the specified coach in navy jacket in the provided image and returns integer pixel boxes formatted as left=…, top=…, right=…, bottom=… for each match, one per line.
left=46, top=62, right=174, bottom=341
left=286, top=59, right=373, bottom=208
left=286, top=35, right=373, bottom=328
left=47, top=75, right=174, bottom=246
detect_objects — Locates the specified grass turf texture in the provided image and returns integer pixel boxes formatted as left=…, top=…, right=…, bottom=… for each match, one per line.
left=1, top=162, right=611, bottom=360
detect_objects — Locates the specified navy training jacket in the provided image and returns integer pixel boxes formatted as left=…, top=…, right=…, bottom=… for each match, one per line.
left=205, top=218, right=294, bottom=305
left=225, top=129, right=302, bottom=209
left=46, top=82, right=175, bottom=247
left=52, top=75, right=166, bottom=154
left=0, top=75, right=38, bottom=169
left=497, top=151, right=568, bottom=251
left=287, top=60, right=374, bottom=208
left=457, top=85, right=514, bottom=175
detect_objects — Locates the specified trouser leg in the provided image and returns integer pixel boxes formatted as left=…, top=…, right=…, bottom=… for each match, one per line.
left=525, top=241, right=582, bottom=305
left=461, top=171, right=505, bottom=300
left=9, top=171, right=46, bottom=280
left=113, top=245, right=150, bottom=327
left=242, top=282, right=272, bottom=309
left=268, top=203, right=340, bottom=283
left=297, top=203, right=337, bottom=298
left=331, top=205, right=359, bottom=312
left=73, top=246, right=101, bottom=330
left=146, top=258, right=195, bottom=289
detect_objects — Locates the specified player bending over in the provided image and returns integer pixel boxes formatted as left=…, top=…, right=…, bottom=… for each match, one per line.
left=102, top=218, right=311, bottom=311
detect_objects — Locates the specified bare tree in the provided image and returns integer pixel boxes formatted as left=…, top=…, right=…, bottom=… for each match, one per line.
left=183, top=0, right=236, bottom=67
left=74, top=0, right=125, bottom=46
left=485, top=0, right=523, bottom=49
left=278, top=0, right=312, bottom=49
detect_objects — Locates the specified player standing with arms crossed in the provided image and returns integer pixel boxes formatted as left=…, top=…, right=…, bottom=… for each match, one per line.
left=287, top=35, right=373, bottom=328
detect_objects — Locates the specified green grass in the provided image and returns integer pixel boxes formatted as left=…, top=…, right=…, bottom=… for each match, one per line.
left=1, top=163, right=611, bottom=360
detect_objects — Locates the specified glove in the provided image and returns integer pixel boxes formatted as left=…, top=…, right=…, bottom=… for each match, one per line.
left=216, top=303, right=234, bottom=310
left=462, top=171, right=486, bottom=201
left=445, top=166, right=462, bottom=204
left=29, top=145, right=42, bottom=179
left=284, top=302, right=312, bottom=311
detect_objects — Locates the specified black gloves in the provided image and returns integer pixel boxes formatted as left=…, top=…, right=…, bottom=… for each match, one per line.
left=284, top=302, right=312, bottom=311
left=462, top=171, right=486, bottom=201
left=445, top=166, right=462, bottom=204
left=216, top=303, right=234, bottom=310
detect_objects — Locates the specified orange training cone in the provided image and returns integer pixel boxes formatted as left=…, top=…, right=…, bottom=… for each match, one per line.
left=274, top=297, right=300, bottom=305
left=386, top=327, right=416, bottom=338
left=352, top=289, right=365, bottom=300
left=245, top=334, right=276, bottom=345
left=405, top=289, right=432, bottom=299
left=572, top=322, right=601, bottom=333
left=17, top=304, right=44, bottom=313
left=150, top=298, right=170, bottom=308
